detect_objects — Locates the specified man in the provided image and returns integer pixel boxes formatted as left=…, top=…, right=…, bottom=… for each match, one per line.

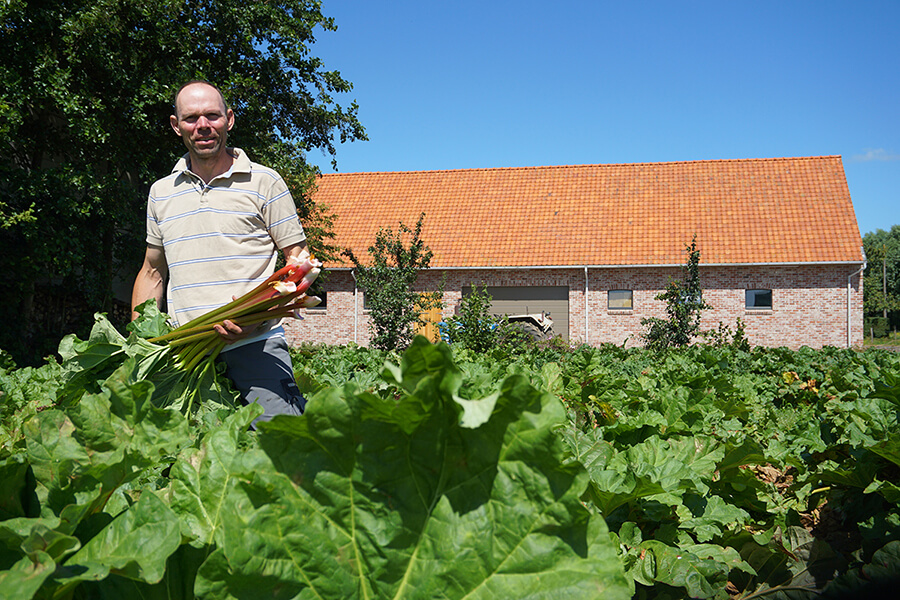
left=132, top=80, right=308, bottom=422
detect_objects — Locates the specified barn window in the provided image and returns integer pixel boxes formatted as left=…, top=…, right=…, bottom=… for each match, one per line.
left=745, top=289, right=772, bottom=310
left=608, top=290, right=633, bottom=310
left=307, top=281, right=327, bottom=310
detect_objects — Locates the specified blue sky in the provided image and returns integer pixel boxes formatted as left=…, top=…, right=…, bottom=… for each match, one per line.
left=305, top=1, right=899, bottom=238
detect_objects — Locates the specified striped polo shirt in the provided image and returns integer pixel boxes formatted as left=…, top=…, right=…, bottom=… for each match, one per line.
left=146, top=148, right=306, bottom=328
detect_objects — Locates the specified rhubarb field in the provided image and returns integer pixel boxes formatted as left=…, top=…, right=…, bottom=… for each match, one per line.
left=1, top=314, right=900, bottom=599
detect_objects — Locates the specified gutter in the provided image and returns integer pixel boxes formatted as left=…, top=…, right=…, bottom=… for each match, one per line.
left=351, top=269, right=358, bottom=345
left=584, top=266, right=589, bottom=345
left=326, top=260, right=865, bottom=271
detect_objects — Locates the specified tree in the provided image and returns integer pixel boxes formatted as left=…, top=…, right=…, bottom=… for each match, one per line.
left=641, top=236, right=710, bottom=351
left=343, top=214, right=443, bottom=352
left=863, top=225, right=900, bottom=330
left=0, top=0, right=365, bottom=365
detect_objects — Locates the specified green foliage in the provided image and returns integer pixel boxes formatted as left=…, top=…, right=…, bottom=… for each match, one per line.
left=290, top=341, right=391, bottom=396
left=439, top=284, right=567, bottom=356
left=343, top=214, right=443, bottom=351
left=441, top=284, right=506, bottom=352
left=642, top=236, right=711, bottom=351
left=863, top=225, right=900, bottom=331
left=0, top=335, right=633, bottom=599
left=866, top=316, right=890, bottom=338
left=4, top=312, right=900, bottom=599
left=0, top=0, right=365, bottom=365
left=701, top=318, right=752, bottom=352
left=550, top=344, right=900, bottom=599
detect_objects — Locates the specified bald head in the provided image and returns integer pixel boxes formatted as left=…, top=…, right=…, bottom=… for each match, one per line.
left=173, top=80, right=228, bottom=120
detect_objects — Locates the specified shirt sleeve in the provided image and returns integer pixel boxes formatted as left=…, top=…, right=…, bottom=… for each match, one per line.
left=263, top=174, right=307, bottom=249
left=146, top=186, right=163, bottom=247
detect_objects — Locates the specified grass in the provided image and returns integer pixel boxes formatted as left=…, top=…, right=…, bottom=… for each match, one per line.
left=863, top=331, right=900, bottom=348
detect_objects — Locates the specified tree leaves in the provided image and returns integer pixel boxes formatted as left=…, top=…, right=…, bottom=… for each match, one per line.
left=343, top=214, right=443, bottom=351
left=0, top=0, right=366, bottom=365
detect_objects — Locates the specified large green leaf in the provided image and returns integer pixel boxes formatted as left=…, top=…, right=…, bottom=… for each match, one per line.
left=565, top=427, right=724, bottom=516
left=634, top=540, right=735, bottom=599
left=0, top=550, right=55, bottom=600
left=55, top=490, right=182, bottom=590
left=55, top=312, right=239, bottom=414
left=164, top=405, right=263, bottom=547
left=25, top=359, right=192, bottom=528
left=825, top=540, right=900, bottom=596
left=0, top=456, right=34, bottom=521
left=194, top=338, right=631, bottom=599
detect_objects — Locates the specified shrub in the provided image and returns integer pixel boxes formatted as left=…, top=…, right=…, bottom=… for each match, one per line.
left=441, top=284, right=503, bottom=352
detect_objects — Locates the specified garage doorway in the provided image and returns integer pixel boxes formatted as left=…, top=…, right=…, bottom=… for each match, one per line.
left=463, top=286, right=569, bottom=340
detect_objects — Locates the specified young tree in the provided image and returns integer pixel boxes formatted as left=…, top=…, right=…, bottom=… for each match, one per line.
left=0, top=0, right=366, bottom=365
left=343, top=214, right=443, bottom=352
left=442, top=284, right=504, bottom=353
left=641, top=236, right=710, bottom=351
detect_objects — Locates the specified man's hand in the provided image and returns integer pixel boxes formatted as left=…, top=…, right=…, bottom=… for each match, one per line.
left=213, top=319, right=259, bottom=344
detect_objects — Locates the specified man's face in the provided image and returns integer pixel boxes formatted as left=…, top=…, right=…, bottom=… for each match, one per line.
left=170, top=83, right=234, bottom=161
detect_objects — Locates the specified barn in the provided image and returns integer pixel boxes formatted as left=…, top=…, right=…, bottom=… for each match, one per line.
left=284, top=156, right=865, bottom=349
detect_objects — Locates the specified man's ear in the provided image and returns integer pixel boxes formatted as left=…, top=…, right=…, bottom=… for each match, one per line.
left=226, top=108, right=235, bottom=131
left=170, top=114, right=181, bottom=135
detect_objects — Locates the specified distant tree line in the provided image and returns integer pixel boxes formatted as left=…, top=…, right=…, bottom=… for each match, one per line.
left=863, top=225, right=900, bottom=336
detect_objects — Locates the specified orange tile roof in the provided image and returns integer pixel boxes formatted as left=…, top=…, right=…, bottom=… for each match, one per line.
left=313, top=156, right=864, bottom=269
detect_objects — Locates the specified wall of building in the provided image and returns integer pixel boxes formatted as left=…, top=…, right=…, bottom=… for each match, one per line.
left=283, top=264, right=864, bottom=349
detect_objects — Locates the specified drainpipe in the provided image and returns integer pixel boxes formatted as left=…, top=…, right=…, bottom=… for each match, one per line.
left=351, top=269, right=358, bottom=345
left=584, top=266, right=589, bottom=345
left=847, top=249, right=867, bottom=348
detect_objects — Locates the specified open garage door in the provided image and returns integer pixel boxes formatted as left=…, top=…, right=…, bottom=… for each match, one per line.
left=464, top=286, right=569, bottom=340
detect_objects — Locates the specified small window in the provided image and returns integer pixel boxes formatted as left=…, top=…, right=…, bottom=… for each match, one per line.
left=745, top=289, right=772, bottom=310
left=306, top=281, right=326, bottom=310
left=608, top=290, right=633, bottom=310
left=307, top=290, right=326, bottom=310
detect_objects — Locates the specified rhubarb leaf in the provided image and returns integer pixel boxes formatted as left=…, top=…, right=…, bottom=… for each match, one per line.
left=194, top=338, right=631, bottom=599
left=58, top=490, right=181, bottom=587
left=0, top=550, right=55, bottom=600
left=127, top=299, right=173, bottom=339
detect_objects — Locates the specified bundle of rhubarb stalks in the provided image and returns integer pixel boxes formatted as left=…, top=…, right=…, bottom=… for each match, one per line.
left=148, top=255, right=322, bottom=373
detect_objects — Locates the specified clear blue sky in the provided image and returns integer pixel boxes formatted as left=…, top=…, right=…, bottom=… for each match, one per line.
left=305, top=0, right=899, bottom=238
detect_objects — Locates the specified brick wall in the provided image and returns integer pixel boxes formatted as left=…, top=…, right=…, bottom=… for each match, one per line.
left=284, top=263, right=864, bottom=349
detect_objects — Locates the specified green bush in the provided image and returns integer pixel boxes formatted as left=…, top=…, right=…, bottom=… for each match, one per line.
left=342, top=214, right=442, bottom=351
left=441, top=284, right=502, bottom=352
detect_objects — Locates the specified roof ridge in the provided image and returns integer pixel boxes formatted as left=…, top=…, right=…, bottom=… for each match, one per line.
left=317, top=155, right=843, bottom=177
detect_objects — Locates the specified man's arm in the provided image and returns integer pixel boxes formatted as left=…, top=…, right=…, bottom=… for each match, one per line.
left=131, top=245, right=168, bottom=321
left=282, top=241, right=310, bottom=263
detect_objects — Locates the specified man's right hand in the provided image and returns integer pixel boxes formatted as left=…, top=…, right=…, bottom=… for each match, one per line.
left=213, top=319, right=256, bottom=344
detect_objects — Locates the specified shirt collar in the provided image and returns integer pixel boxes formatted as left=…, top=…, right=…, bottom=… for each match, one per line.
left=172, top=147, right=251, bottom=180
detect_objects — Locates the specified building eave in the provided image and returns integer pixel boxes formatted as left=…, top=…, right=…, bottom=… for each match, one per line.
left=325, top=260, right=866, bottom=271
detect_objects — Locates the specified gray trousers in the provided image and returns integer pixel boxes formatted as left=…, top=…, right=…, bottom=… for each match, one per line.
left=219, top=335, right=306, bottom=425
